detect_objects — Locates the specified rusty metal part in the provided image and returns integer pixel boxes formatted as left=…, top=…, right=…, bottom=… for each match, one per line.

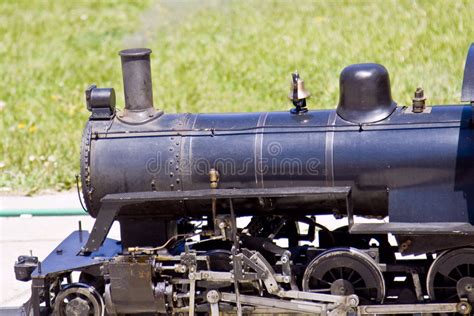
left=399, top=239, right=412, bottom=253
left=104, top=257, right=168, bottom=314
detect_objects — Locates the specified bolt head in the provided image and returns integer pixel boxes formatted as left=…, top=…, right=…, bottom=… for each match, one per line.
left=347, top=295, right=359, bottom=307
left=415, top=87, right=424, bottom=98
left=457, top=302, right=472, bottom=315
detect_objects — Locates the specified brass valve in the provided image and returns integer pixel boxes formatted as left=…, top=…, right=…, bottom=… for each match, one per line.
left=209, top=169, right=220, bottom=189
left=288, top=72, right=311, bottom=101
left=412, top=87, right=426, bottom=113
left=288, top=72, right=310, bottom=114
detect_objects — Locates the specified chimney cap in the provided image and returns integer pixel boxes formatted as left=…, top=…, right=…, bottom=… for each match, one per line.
left=119, top=48, right=152, bottom=58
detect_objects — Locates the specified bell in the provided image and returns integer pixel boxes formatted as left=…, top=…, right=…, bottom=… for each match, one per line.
left=288, top=72, right=311, bottom=101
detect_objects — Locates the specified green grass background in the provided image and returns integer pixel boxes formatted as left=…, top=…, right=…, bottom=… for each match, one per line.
left=1, top=0, right=474, bottom=194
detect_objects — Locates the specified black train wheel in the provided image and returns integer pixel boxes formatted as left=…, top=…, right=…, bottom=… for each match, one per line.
left=302, top=247, right=385, bottom=304
left=53, top=283, right=104, bottom=316
left=427, top=247, right=474, bottom=304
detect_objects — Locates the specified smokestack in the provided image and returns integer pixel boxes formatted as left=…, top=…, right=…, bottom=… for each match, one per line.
left=119, top=48, right=154, bottom=111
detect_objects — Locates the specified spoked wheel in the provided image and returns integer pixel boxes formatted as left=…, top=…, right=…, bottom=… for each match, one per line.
left=427, top=247, right=474, bottom=304
left=302, top=248, right=385, bottom=304
left=53, top=283, right=104, bottom=316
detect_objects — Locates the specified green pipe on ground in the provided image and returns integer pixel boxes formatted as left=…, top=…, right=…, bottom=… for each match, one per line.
left=0, top=209, right=87, bottom=217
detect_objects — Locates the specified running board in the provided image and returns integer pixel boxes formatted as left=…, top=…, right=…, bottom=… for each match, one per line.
left=349, top=222, right=474, bottom=235
left=82, top=186, right=352, bottom=254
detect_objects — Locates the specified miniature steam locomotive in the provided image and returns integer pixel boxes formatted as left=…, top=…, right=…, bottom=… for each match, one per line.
left=13, top=43, right=474, bottom=315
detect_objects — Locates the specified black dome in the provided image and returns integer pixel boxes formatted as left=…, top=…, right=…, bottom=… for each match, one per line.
left=337, top=63, right=396, bottom=124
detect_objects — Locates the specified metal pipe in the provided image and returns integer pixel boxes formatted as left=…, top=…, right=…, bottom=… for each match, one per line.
left=0, top=209, right=86, bottom=217
left=119, top=48, right=154, bottom=111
